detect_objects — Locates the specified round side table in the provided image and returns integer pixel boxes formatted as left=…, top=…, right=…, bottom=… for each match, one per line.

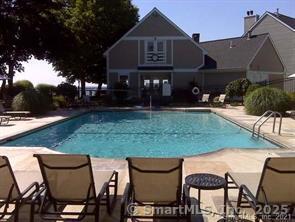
left=185, top=173, right=227, bottom=218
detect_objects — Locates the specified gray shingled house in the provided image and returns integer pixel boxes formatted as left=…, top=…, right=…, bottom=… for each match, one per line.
left=199, top=33, right=284, bottom=92
left=104, top=8, right=285, bottom=98
left=243, top=10, right=295, bottom=91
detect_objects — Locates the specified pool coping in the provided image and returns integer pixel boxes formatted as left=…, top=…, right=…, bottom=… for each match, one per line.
left=0, top=107, right=290, bottom=151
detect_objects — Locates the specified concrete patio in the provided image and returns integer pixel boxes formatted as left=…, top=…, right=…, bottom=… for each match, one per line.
left=0, top=106, right=295, bottom=221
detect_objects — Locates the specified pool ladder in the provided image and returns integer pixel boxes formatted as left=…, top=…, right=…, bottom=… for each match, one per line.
left=252, top=110, right=282, bottom=138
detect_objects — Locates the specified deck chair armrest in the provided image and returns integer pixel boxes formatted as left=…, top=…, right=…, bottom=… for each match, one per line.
left=20, top=182, right=40, bottom=200
left=239, top=184, right=257, bottom=208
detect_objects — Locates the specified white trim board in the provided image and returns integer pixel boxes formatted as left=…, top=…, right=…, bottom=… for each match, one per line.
left=103, top=7, right=207, bottom=56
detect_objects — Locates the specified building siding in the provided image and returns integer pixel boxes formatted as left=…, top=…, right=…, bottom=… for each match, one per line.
left=251, top=15, right=295, bottom=75
left=173, top=40, right=203, bottom=69
left=202, top=72, right=246, bottom=92
left=249, top=38, right=284, bottom=72
left=172, top=72, right=198, bottom=89
left=127, top=11, right=183, bottom=37
left=109, top=40, right=138, bottom=69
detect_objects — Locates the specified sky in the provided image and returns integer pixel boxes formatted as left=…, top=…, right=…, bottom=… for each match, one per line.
left=14, top=0, right=295, bottom=86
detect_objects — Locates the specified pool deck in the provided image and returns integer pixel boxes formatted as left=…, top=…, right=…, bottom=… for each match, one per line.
left=1, top=106, right=295, bottom=221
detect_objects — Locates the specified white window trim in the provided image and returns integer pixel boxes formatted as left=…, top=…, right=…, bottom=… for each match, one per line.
left=144, top=39, right=167, bottom=64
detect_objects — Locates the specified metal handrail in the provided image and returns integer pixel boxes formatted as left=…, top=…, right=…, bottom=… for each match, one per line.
left=252, top=110, right=282, bottom=138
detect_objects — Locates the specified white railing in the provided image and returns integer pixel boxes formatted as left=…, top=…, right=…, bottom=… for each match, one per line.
left=252, top=110, right=282, bottom=138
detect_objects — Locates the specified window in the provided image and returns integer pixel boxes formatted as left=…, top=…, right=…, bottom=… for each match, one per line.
left=144, top=79, right=150, bottom=88
left=157, top=41, right=164, bottom=52
left=153, top=79, right=160, bottom=88
left=147, top=41, right=154, bottom=52
left=145, top=40, right=166, bottom=63
left=119, top=74, right=129, bottom=85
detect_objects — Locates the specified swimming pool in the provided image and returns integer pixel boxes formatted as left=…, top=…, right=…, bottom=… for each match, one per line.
left=2, top=111, right=277, bottom=158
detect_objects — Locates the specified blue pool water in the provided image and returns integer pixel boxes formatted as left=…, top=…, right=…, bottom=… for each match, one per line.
left=2, top=111, right=277, bottom=158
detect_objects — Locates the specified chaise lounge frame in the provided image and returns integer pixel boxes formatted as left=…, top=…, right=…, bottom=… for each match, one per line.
left=225, top=157, right=295, bottom=221
left=33, top=154, right=118, bottom=222
left=120, top=157, right=191, bottom=222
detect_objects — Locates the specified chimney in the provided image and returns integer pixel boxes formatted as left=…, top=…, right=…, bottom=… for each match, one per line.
left=192, top=33, right=200, bottom=43
left=244, top=10, right=259, bottom=33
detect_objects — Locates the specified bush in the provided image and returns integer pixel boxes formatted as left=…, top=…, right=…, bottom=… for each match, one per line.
left=225, top=78, right=251, bottom=99
left=36, top=84, right=56, bottom=96
left=245, top=87, right=291, bottom=116
left=12, top=89, right=51, bottom=114
left=11, top=80, right=34, bottom=96
left=56, top=83, right=77, bottom=101
left=288, top=92, right=295, bottom=109
left=53, top=95, right=67, bottom=108
left=114, top=81, right=128, bottom=103
left=245, top=84, right=261, bottom=97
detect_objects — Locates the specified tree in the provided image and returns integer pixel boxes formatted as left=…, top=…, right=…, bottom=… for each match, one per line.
left=0, top=0, right=74, bottom=97
left=50, top=0, right=139, bottom=96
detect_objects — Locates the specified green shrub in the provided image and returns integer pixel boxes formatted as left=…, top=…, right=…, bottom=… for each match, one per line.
left=225, top=78, right=251, bottom=99
left=12, top=90, right=45, bottom=114
left=245, top=87, right=291, bottom=116
left=11, top=80, right=34, bottom=96
left=39, top=93, right=53, bottom=111
left=53, top=95, right=67, bottom=108
left=288, top=92, right=295, bottom=109
left=57, top=83, right=77, bottom=101
left=245, top=84, right=261, bottom=97
left=36, top=84, right=56, bottom=96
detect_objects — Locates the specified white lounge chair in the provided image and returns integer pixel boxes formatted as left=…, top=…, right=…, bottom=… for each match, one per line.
left=0, top=103, right=30, bottom=119
left=198, top=94, right=210, bottom=103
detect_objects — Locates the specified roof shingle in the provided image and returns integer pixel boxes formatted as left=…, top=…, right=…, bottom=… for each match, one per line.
left=200, top=34, right=269, bottom=70
left=268, top=12, right=295, bottom=29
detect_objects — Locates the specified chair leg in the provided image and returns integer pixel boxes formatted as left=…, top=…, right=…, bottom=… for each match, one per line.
left=14, top=201, right=19, bottom=222
left=95, top=202, right=100, bottom=222
left=30, top=202, right=35, bottom=222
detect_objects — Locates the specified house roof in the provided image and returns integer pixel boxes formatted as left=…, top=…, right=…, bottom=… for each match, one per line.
left=244, top=11, right=295, bottom=35
left=268, top=12, right=295, bottom=29
left=200, top=33, right=269, bottom=70
left=103, top=7, right=207, bottom=56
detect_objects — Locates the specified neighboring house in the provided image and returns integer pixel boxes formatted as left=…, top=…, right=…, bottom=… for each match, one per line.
left=243, top=10, right=295, bottom=91
left=104, top=8, right=285, bottom=98
left=199, top=33, right=285, bottom=92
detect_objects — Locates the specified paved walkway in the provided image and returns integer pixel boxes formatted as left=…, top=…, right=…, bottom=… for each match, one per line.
left=0, top=106, right=295, bottom=221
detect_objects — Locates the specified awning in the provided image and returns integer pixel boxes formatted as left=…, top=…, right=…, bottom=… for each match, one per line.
left=288, top=73, right=295, bottom=78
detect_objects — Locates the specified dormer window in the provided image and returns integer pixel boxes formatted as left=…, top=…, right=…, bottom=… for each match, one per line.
left=145, top=39, right=166, bottom=64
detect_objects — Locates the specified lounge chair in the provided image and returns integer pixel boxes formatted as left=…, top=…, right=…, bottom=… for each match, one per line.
left=198, top=94, right=210, bottom=103
left=286, top=110, right=295, bottom=119
left=225, top=157, right=295, bottom=221
left=212, top=94, right=226, bottom=107
left=0, top=156, right=40, bottom=222
left=0, top=115, right=10, bottom=125
left=0, top=103, right=30, bottom=119
left=33, top=154, right=118, bottom=222
left=121, top=157, right=191, bottom=222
